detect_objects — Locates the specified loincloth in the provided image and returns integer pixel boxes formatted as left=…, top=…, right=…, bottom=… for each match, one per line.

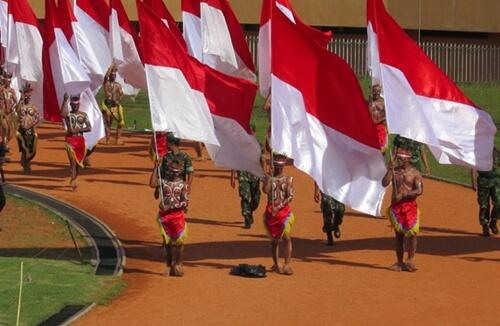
left=158, top=209, right=188, bottom=245
left=16, top=128, right=38, bottom=160
left=388, top=199, right=420, bottom=235
left=65, top=135, right=87, bottom=168
left=375, top=122, right=388, bottom=152
left=100, top=102, right=125, bottom=127
left=264, top=203, right=295, bottom=239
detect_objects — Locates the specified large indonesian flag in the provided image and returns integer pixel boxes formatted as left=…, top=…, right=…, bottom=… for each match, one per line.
left=258, top=0, right=332, bottom=97
left=199, top=0, right=256, bottom=81
left=138, top=2, right=263, bottom=177
left=182, top=0, right=202, bottom=61
left=5, top=0, right=44, bottom=116
left=144, top=0, right=186, bottom=49
left=271, top=4, right=386, bottom=216
left=109, top=0, right=146, bottom=89
left=43, top=0, right=105, bottom=148
left=367, top=0, right=496, bottom=171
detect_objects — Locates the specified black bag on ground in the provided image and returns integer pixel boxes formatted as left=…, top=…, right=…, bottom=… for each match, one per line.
left=230, top=264, right=266, bottom=278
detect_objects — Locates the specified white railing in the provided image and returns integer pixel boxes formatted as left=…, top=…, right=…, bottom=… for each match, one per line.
left=246, top=34, right=500, bottom=83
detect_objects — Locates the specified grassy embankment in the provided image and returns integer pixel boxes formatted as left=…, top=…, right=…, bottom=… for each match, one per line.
left=0, top=195, right=125, bottom=326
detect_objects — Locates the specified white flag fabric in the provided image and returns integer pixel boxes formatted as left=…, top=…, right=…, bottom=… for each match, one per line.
left=182, top=0, right=203, bottom=61
left=73, top=0, right=112, bottom=91
left=200, top=0, right=256, bottom=81
left=271, top=3, right=386, bottom=216
left=5, top=0, right=44, bottom=116
left=109, top=0, right=146, bottom=89
left=0, top=0, right=7, bottom=47
left=367, top=0, right=496, bottom=171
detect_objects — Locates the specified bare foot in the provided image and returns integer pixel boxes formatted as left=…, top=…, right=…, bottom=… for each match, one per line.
left=116, top=139, right=124, bottom=145
left=271, top=264, right=282, bottom=274
left=404, top=260, right=418, bottom=272
left=70, top=180, right=78, bottom=192
left=104, top=139, right=110, bottom=145
left=282, top=264, right=294, bottom=276
left=174, top=264, right=184, bottom=277
left=389, top=262, right=403, bottom=272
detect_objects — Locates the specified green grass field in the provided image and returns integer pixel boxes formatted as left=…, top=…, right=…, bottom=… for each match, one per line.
left=0, top=196, right=125, bottom=326
left=115, top=81, right=500, bottom=186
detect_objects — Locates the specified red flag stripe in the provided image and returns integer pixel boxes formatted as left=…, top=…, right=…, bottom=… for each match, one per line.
left=182, top=0, right=201, bottom=17
left=272, top=6, right=379, bottom=149
left=75, top=0, right=109, bottom=31
left=367, top=0, right=475, bottom=108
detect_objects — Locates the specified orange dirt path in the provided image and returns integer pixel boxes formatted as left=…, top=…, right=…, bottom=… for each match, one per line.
left=4, top=124, right=499, bottom=325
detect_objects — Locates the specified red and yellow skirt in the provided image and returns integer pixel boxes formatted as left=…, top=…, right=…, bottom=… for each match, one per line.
left=264, top=204, right=295, bottom=239
left=388, top=199, right=420, bottom=235
left=158, top=209, right=188, bottom=245
left=65, top=135, right=87, bottom=168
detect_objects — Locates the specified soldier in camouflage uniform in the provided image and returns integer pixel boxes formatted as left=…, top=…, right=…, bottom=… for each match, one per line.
left=314, top=183, right=345, bottom=245
left=160, top=134, right=194, bottom=189
left=472, top=147, right=500, bottom=236
left=231, top=170, right=261, bottom=229
left=392, top=135, right=431, bottom=175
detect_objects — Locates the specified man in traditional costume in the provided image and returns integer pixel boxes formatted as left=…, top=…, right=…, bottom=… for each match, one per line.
left=392, top=135, right=431, bottom=175
left=314, top=183, right=345, bottom=246
left=60, top=93, right=92, bottom=191
left=382, top=147, right=423, bottom=272
left=263, top=154, right=295, bottom=275
left=101, top=64, right=125, bottom=145
left=0, top=71, right=18, bottom=151
left=150, top=159, right=189, bottom=277
left=16, top=83, right=39, bottom=173
left=471, top=147, right=500, bottom=236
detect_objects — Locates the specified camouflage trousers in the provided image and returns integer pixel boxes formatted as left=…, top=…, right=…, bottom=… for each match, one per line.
left=320, top=195, right=345, bottom=232
left=477, top=175, right=500, bottom=225
left=239, top=179, right=261, bottom=217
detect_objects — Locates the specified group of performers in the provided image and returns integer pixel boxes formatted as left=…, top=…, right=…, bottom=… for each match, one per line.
left=0, top=59, right=497, bottom=276
left=0, top=66, right=41, bottom=175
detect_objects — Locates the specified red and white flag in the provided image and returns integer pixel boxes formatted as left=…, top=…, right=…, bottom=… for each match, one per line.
left=199, top=0, right=256, bottom=81
left=138, top=2, right=263, bottom=176
left=5, top=0, right=44, bottom=116
left=367, top=0, right=496, bottom=171
left=109, top=0, right=146, bottom=89
left=73, top=0, right=112, bottom=91
left=43, top=0, right=104, bottom=148
left=182, top=0, right=202, bottom=61
left=143, top=0, right=186, bottom=49
left=271, top=4, right=386, bottom=216
left=258, top=0, right=332, bottom=97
